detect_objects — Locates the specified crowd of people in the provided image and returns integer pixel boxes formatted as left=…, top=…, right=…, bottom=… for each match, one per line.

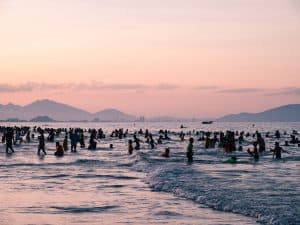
left=0, top=125, right=298, bottom=162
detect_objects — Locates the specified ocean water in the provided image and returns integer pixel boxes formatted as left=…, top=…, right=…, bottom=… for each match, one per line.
left=0, top=122, right=299, bottom=225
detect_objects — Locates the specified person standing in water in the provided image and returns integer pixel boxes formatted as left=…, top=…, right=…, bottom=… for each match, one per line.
left=271, top=142, right=287, bottom=159
left=5, top=128, right=15, bottom=154
left=37, top=130, right=47, bottom=155
left=186, top=138, right=194, bottom=163
left=70, top=131, right=79, bottom=152
left=128, top=139, right=133, bottom=155
left=63, top=135, right=69, bottom=151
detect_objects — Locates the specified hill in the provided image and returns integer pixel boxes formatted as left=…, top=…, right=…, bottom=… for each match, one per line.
left=0, top=99, right=138, bottom=122
left=92, top=109, right=137, bottom=122
left=218, top=104, right=300, bottom=122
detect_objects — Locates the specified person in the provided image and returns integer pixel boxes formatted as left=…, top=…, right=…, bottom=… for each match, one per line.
left=88, top=130, right=97, bottom=150
left=37, top=130, right=47, bottom=155
left=79, top=132, right=85, bottom=148
left=63, top=135, right=69, bottom=151
left=5, top=128, right=15, bottom=154
left=257, top=133, right=266, bottom=152
left=271, top=142, right=287, bottom=159
left=70, top=131, right=79, bottom=152
left=149, top=134, right=156, bottom=149
left=54, top=142, right=64, bottom=157
left=186, top=138, right=194, bottom=163
left=225, top=156, right=237, bottom=164
left=247, top=142, right=259, bottom=161
left=133, top=135, right=141, bottom=150
left=128, top=140, right=133, bottom=155
left=161, top=148, right=170, bottom=158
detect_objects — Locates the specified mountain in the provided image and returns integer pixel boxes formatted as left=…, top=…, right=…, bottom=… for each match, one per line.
left=218, top=104, right=300, bottom=122
left=22, top=99, right=92, bottom=121
left=0, top=103, right=23, bottom=119
left=0, top=99, right=138, bottom=122
left=92, top=109, right=137, bottom=122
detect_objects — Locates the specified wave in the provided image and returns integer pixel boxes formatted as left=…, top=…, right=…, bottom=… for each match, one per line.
left=131, top=151, right=300, bottom=225
left=50, top=205, right=119, bottom=214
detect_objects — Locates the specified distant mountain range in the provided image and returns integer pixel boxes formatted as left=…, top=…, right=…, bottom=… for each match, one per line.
left=0, top=99, right=138, bottom=122
left=0, top=99, right=299, bottom=122
left=218, top=104, right=300, bottom=122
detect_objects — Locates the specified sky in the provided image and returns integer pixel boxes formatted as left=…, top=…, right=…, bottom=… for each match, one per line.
left=0, top=0, right=299, bottom=118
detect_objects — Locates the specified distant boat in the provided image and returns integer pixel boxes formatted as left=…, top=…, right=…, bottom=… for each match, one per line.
left=202, top=121, right=213, bottom=124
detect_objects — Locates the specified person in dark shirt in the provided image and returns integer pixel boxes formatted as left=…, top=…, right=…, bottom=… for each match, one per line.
left=37, top=130, right=47, bottom=155
left=5, top=128, right=15, bottom=154
left=271, top=142, right=287, bottom=159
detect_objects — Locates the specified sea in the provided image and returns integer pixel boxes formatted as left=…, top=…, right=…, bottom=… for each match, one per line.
left=0, top=122, right=299, bottom=225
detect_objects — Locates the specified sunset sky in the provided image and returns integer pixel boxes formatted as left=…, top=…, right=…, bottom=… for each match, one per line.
left=0, top=0, right=299, bottom=118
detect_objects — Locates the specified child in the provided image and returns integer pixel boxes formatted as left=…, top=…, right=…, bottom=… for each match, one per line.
left=54, top=142, right=64, bottom=157
left=161, top=148, right=170, bottom=158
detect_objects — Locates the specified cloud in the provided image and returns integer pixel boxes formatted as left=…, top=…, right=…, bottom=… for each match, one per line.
left=218, top=88, right=263, bottom=93
left=0, top=82, right=177, bottom=93
left=155, top=83, right=179, bottom=90
left=0, top=82, right=69, bottom=93
left=266, top=87, right=300, bottom=96
left=194, top=85, right=219, bottom=90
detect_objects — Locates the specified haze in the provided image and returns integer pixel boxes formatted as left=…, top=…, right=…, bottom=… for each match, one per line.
left=0, top=0, right=299, bottom=117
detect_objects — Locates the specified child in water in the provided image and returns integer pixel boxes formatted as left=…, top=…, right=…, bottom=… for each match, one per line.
left=161, top=148, right=170, bottom=158
left=186, top=138, right=194, bottom=163
left=54, top=142, right=64, bottom=157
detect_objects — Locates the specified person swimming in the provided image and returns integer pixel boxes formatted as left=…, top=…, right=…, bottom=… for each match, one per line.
left=54, top=142, right=64, bottom=157
left=186, top=138, right=194, bottom=163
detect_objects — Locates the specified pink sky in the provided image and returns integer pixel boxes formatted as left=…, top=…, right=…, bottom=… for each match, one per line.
left=0, top=0, right=299, bottom=117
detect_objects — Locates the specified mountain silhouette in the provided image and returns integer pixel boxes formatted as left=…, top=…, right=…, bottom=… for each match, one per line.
left=0, top=99, right=137, bottom=122
left=218, top=104, right=300, bottom=122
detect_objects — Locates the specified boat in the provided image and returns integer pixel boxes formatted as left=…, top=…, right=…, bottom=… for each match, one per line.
left=202, top=121, right=213, bottom=124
